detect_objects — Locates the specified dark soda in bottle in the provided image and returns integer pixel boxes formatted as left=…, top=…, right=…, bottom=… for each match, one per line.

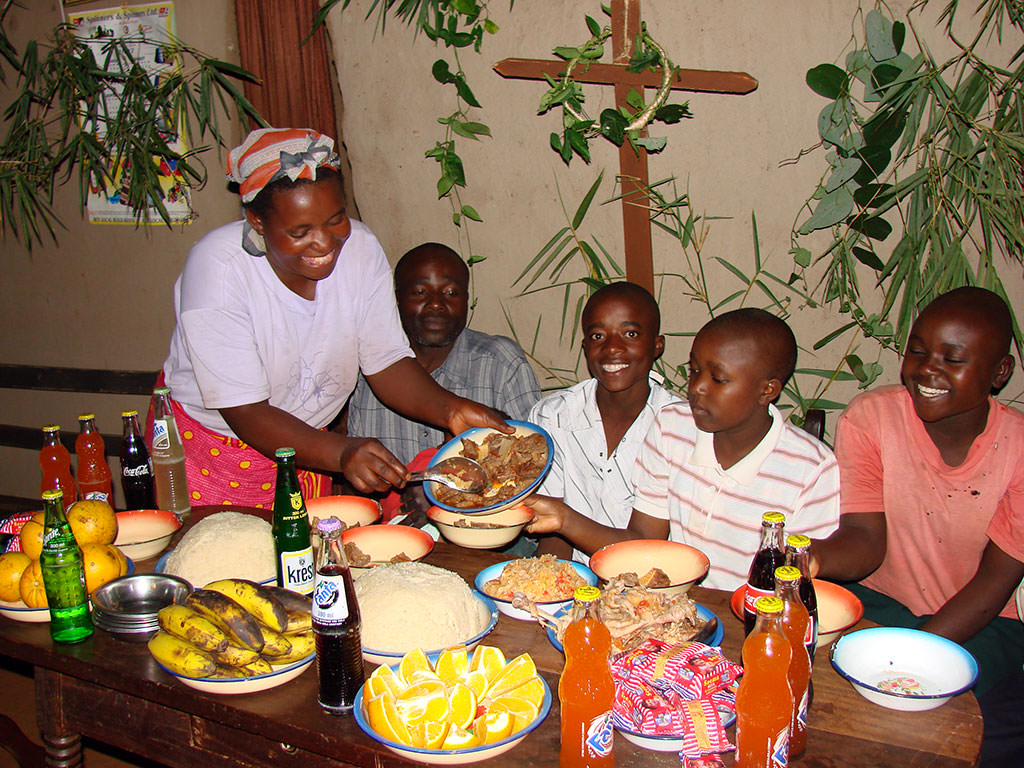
left=744, top=511, right=786, bottom=635
left=120, top=409, right=156, bottom=510
left=785, top=533, right=819, bottom=660
left=312, top=516, right=364, bottom=714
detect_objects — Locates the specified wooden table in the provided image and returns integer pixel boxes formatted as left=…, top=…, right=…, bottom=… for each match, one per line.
left=0, top=507, right=982, bottom=767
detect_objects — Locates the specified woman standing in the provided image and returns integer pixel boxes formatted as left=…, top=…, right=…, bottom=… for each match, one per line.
left=160, top=127, right=505, bottom=507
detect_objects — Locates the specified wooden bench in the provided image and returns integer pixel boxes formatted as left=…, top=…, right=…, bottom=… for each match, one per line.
left=0, top=364, right=157, bottom=515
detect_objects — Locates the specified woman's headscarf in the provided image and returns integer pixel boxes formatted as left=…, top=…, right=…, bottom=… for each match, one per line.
left=226, top=127, right=342, bottom=255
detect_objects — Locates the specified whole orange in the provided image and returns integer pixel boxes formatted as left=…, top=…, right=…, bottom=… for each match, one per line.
left=67, top=499, right=118, bottom=546
left=80, top=543, right=122, bottom=594
left=0, top=552, right=31, bottom=602
left=19, top=559, right=47, bottom=608
left=18, top=511, right=46, bottom=560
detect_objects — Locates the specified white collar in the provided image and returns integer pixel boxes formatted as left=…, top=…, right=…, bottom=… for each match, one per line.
left=690, top=403, right=784, bottom=484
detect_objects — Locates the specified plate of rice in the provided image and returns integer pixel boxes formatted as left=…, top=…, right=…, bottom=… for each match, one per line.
left=473, top=555, right=597, bottom=621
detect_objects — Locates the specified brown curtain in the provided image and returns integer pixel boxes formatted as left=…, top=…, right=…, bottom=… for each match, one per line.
left=233, top=0, right=337, bottom=137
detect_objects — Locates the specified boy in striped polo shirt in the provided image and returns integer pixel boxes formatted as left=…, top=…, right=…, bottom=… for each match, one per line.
left=528, top=307, right=840, bottom=590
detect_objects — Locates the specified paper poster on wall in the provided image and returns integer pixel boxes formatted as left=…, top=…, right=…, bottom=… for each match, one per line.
left=68, top=3, right=192, bottom=224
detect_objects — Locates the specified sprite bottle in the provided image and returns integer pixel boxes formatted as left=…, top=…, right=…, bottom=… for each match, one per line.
left=40, top=489, right=94, bottom=643
left=272, top=448, right=314, bottom=595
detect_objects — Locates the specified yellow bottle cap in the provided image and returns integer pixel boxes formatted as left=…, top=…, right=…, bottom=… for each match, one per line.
left=775, top=565, right=801, bottom=582
left=574, top=585, right=601, bottom=602
left=786, top=533, right=811, bottom=549
left=754, top=595, right=784, bottom=614
left=762, top=511, right=786, bottom=526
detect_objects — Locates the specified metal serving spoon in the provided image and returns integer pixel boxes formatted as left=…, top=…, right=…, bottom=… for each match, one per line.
left=407, top=456, right=488, bottom=494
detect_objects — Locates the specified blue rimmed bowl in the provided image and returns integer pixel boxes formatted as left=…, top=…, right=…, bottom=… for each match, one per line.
left=474, top=559, right=597, bottom=621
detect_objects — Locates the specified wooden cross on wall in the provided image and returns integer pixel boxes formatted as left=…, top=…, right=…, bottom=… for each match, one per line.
left=494, top=0, right=757, bottom=292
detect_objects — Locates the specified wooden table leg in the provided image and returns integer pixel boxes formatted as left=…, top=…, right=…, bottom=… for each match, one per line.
left=34, top=667, right=84, bottom=768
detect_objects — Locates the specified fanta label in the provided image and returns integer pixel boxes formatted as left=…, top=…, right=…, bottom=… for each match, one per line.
left=797, top=689, right=809, bottom=728
left=771, top=725, right=789, bottom=767
left=152, top=420, right=170, bottom=450
left=84, top=491, right=110, bottom=504
left=312, top=575, right=349, bottom=624
left=585, top=711, right=613, bottom=757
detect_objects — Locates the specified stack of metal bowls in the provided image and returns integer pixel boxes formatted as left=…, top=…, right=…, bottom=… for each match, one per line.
left=91, top=574, right=192, bottom=640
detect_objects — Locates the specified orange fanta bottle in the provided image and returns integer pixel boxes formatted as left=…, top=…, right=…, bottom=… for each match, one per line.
left=776, top=566, right=811, bottom=759
left=559, top=585, right=614, bottom=768
left=736, top=595, right=793, bottom=768
left=40, top=425, right=77, bottom=504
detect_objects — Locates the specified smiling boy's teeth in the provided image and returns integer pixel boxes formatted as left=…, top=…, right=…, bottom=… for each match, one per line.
left=918, top=384, right=948, bottom=397
left=602, top=363, right=627, bottom=373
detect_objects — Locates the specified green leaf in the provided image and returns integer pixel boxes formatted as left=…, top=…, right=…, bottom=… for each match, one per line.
left=566, top=126, right=591, bottom=162
left=634, top=136, right=667, bottom=152
left=791, top=247, right=812, bottom=268
left=798, top=187, right=855, bottom=234
left=849, top=215, right=893, bottom=241
left=452, top=211, right=461, bottom=226
left=813, top=322, right=858, bottom=350
left=572, top=172, right=603, bottom=230
left=853, top=183, right=894, bottom=208
left=862, top=107, right=907, bottom=149
left=654, top=102, right=691, bottom=124
left=483, top=19, right=499, bottom=35
left=460, top=121, right=491, bottom=136
left=599, top=108, right=626, bottom=145
left=852, top=144, right=891, bottom=185
left=817, top=100, right=852, bottom=147
left=454, top=78, right=481, bottom=108
left=794, top=367, right=857, bottom=382
left=825, top=156, right=861, bottom=192
left=437, top=175, right=454, bottom=198
left=870, top=63, right=902, bottom=92
left=431, top=59, right=455, bottom=84
left=806, top=64, right=849, bottom=99
left=461, top=204, right=482, bottom=222
left=852, top=246, right=885, bottom=270
left=585, top=15, right=601, bottom=36
left=554, top=46, right=580, bottom=60
left=865, top=9, right=897, bottom=61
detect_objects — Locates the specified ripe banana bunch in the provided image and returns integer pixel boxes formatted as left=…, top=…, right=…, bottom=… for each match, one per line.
left=148, top=578, right=314, bottom=681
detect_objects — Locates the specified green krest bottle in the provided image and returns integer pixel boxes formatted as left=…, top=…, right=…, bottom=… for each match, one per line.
left=40, top=489, right=94, bottom=643
left=272, top=448, right=314, bottom=595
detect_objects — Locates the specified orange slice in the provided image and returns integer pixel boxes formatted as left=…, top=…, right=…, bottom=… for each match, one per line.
left=441, top=726, right=480, bottom=750
left=469, top=645, right=506, bottom=684
left=435, top=646, right=469, bottom=686
left=489, top=695, right=539, bottom=733
left=485, top=653, right=536, bottom=698
left=398, top=679, right=446, bottom=702
left=501, top=676, right=545, bottom=709
left=464, top=668, right=489, bottom=700
left=447, top=681, right=477, bottom=730
left=473, top=709, right=514, bottom=744
left=366, top=664, right=402, bottom=699
left=407, top=668, right=443, bottom=685
left=366, top=693, right=412, bottom=746
left=399, top=648, right=431, bottom=685
left=410, top=719, right=450, bottom=750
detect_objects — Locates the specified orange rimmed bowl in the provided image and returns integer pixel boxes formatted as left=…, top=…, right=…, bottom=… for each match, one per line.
left=341, top=525, right=434, bottom=567
left=589, top=539, right=709, bottom=595
left=729, top=579, right=863, bottom=648
left=114, top=509, right=181, bottom=560
left=306, top=495, right=381, bottom=528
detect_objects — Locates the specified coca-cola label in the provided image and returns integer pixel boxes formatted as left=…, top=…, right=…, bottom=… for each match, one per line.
left=585, top=711, right=613, bottom=758
left=280, top=547, right=314, bottom=595
left=123, top=464, right=152, bottom=478
left=743, top=583, right=775, bottom=615
left=152, top=420, right=170, bottom=451
left=804, top=615, right=817, bottom=647
left=313, top=574, right=349, bottom=625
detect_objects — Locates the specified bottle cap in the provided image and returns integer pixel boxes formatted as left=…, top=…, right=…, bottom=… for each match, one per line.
left=78, top=413, right=95, bottom=421
left=42, top=489, right=63, bottom=501
left=774, top=565, right=801, bottom=582
left=317, top=516, right=342, bottom=534
left=153, top=386, right=171, bottom=395
left=786, top=533, right=811, bottom=550
left=574, top=585, right=601, bottom=602
left=754, top=595, right=784, bottom=614
left=761, top=511, right=786, bottom=527
left=121, top=409, right=138, bottom=418
left=42, top=424, right=60, bottom=433
left=275, top=447, right=296, bottom=459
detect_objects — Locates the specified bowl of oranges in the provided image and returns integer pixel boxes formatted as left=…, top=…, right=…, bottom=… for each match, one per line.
left=354, top=644, right=551, bottom=764
left=0, top=500, right=131, bottom=622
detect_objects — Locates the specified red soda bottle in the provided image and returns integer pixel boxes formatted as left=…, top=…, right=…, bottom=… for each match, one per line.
left=559, top=585, right=614, bottom=768
left=743, top=511, right=786, bottom=635
left=735, top=595, right=793, bottom=768
left=40, top=425, right=77, bottom=504
left=775, top=566, right=811, bottom=759
left=75, top=414, right=112, bottom=504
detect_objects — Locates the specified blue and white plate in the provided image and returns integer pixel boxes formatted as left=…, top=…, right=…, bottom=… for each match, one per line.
left=545, top=602, right=724, bottom=652
left=155, top=653, right=314, bottom=695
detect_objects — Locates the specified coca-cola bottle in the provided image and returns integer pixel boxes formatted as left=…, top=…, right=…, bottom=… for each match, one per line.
left=120, top=409, right=156, bottom=510
left=743, top=511, right=787, bottom=635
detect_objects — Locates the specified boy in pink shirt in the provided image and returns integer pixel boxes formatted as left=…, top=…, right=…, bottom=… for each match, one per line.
left=813, top=287, right=1024, bottom=707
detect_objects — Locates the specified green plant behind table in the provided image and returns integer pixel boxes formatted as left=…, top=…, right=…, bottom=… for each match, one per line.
left=791, top=0, right=1024, bottom=360
left=314, top=0, right=502, bottom=270
left=0, top=1, right=265, bottom=249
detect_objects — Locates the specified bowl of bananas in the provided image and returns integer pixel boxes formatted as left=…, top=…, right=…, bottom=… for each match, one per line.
left=145, top=577, right=316, bottom=694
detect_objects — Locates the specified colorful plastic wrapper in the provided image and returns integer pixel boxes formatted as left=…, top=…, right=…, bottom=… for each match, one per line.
left=0, top=512, right=33, bottom=553
left=611, top=639, right=741, bottom=760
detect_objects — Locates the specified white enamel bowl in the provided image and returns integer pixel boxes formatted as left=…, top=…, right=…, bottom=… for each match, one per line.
left=154, top=654, right=315, bottom=695
left=830, top=627, right=977, bottom=711
left=427, top=504, right=534, bottom=550
left=473, top=559, right=597, bottom=621
left=424, top=421, right=554, bottom=515
left=360, top=592, right=499, bottom=665
left=589, top=539, right=709, bottom=596
left=354, top=661, right=552, bottom=764
left=305, top=495, right=381, bottom=528
left=341, top=524, right=434, bottom=567
left=114, top=509, right=182, bottom=560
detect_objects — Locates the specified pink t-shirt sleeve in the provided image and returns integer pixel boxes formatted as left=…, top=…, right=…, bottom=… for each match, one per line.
left=834, top=404, right=885, bottom=515
left=987, top=477, right=1024, bottom=563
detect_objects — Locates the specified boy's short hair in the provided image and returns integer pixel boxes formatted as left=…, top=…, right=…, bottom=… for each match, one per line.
left=702, top=308, right=797, bottom=385
left=584, top=281, right=661, bottom=333
left=921, top=287, right=1013, bottom=358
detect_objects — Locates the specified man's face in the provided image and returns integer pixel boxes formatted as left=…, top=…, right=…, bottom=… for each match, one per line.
left=396, top=250, right=469, bottom=349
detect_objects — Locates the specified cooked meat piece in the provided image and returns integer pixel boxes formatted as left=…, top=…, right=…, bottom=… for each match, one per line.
left=343, top=541, right=371, bottom=567
left=639, top=567, right=672, bottom=588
